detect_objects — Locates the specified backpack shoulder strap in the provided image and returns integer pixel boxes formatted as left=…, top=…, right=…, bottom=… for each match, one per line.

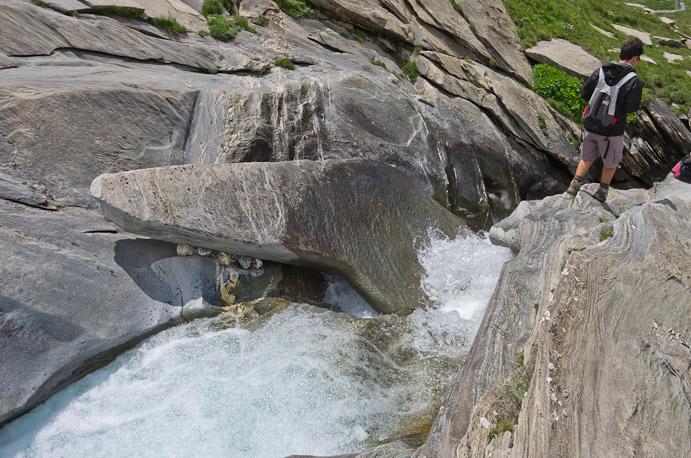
left=607, top=72, right=638, bottom=116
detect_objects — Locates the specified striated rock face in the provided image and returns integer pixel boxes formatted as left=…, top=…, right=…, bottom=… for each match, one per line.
left=415, top=178, right=691, bottom=457
left=1, top=0, right=688, bottom=436
left=90, top=159, right=464, bottom=316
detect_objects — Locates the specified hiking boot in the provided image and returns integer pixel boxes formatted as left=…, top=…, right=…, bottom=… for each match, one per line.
left=566, top=176, right=584, bottom=197
left=593, top=184, right=609, bottom=203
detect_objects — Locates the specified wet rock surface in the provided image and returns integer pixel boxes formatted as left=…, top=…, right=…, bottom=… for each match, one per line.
left=91, top=159, right=464, bottom=316
left=415, top=177, right=691, bottom=457
left=1, top=0, right=689, bottom=442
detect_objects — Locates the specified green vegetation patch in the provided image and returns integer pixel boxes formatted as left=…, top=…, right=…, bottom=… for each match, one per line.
left=202, top=0, right=223, bottom=16
left=503, top=0, right=691, bottom=114
left=275, top=0, right=314, bottom=19
left=99, top=6, right=145, bottom=20
left=147, top=15, right=187, bottom=34
left=402, top=60, right=420, bottom=83
left=600, top=228, right=614, bottom=241
left=532, top=63, right=587, bottom=123
left=275, top=58, right=296, bottom=70
left=372, top=59, right=387, bottom=69
left=207, top=14, right=239, bottom=40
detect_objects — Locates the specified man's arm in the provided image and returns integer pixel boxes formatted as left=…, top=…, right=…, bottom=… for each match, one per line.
left=624, top=78, right=643, bottom=113
left=581, top=69, right=599, bottom=101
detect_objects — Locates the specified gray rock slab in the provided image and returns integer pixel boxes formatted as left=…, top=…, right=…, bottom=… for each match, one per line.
left=591, top=23, right=615, bottom=38
left=0, top=201, right=183, bottom=427
left=459, top=0, right=534, bottom=83
left=416, top=184, right=691, bottom=456
left=612, top=23, right=653, bottom=45
left=663, top=51, right=684, bottom=62
left=0, top=52, right=17, bottom=69
left=90, top=159, right=465, bottom=316
left=526, top=38, right=602, bottom=79
left=655, top=35, right=684, bottom=47
left=39, top=0, right=88, bottom=13
left=0, top=1, right=263, bottom=71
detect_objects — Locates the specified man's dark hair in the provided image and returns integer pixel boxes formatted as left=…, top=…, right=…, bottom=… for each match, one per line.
left=620, top=38, right=644, bottom=60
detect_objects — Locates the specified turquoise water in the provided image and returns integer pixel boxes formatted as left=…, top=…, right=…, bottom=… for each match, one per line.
left=0, top=231, right=512, bottom=458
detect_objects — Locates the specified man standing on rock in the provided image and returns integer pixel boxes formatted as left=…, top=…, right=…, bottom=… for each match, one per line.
left=567, top=38, right=644, bottom=202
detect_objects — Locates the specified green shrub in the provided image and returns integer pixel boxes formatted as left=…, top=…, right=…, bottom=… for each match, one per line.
left=147, top=16, right=187, bottom=34
left=488, top=417, right=514, bottom=442
left=372, top=59, right=387, bottom=69
left=222, top=0, right=235, bottom=13
left=600, top=228, right=614, bottom=241
left=207, top=14, right=239, bottom=40
left=101, top=6, right=144, bottom=20
left=251, top=16, right=269, bottom=26
left=402, top=60, right=420, bottom=83
left=275, top=58, right=295, bottom=70
left=532, top=64, right=587, bottom=123
left=275, top=0, right=314, bottom=18
left=349, top=28, right=368, bottom=43
left=201, top=0, right=223, bottom=16
left=538, top=114, right=548, bottom=136
left=234, top=15, right=256, bottom=33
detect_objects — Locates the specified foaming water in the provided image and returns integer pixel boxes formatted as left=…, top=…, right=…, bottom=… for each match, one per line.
left=0, top=231, right=512, bottom=458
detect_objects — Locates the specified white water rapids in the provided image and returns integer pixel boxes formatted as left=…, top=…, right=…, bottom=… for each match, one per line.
left=0, top=231, right=512, bottom=458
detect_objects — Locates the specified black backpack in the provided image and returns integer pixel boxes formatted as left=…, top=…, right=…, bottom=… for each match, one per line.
left=583, top=68, right=637, bottom=135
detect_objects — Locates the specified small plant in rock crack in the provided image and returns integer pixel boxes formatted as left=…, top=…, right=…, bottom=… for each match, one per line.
left=600, top=228, right=614, bottom=241
left=275, top=58, right=295, bottom=70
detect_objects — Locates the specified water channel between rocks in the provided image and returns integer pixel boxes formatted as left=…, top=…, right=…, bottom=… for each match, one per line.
left=0, top=230, right=513, bottom=458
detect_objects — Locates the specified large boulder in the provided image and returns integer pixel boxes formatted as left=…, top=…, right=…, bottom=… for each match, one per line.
left=415, top=178, right=691, bottom=457
left=525, top=39, right=602, bottom=79
left=90, top=159, right=465, bottom=316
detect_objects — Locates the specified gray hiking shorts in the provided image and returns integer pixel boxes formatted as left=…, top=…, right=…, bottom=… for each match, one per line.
left=580, top=131, right=624, bottom=169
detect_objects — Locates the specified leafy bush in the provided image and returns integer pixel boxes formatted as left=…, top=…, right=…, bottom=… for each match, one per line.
left=100, top=6, right=144, bottom=20
left=147, top=16, right=187, bottom=34
left=207, top=14, right=239, bottom=41
left=201, top=0, right=223, bottom=16
left=222, top=0, right=235, bottom=13
left=402, top=60, right=419, bottom=83
left=532, top=64, right=587, bottom=123
left=234, top=15, right=256, bottom=33
left=275, top=0, right=314, bottom=19
left=275, top=58, right=295, bottom=70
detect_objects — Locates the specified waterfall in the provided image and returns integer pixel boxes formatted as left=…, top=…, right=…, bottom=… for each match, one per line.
left=0, top=231, right=512, bottom=458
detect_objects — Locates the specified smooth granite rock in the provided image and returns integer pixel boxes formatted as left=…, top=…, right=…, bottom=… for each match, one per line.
left=415, top=178, right=691, bottom=457
left=90, top=159, right=465, bottom=316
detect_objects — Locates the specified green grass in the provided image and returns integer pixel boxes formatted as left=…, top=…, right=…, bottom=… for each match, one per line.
left=100, top=6, right=144, bottom=20
left=207, top=14, right=239, bottom=40
left=488, top=417, right=514, bottom=441
left=275, top=58, right=295, bottom=70
left=402, top=60, right=420, bottom=83
left=502, top=0, right=691, bottom=114
left=147, top=15, right=187, bottom=34
left=532, top=64, right=587, bottom=123
left=372, top=59, right=387, bottom=69
left=202, top=0, right=223, bottom=16
left=275, top=0, right=314, bottom=18
left=600, top=228, right=614, bottom=241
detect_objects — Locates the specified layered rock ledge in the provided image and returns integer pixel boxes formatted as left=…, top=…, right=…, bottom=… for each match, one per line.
left=91, top=159, right=464, bottom=316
